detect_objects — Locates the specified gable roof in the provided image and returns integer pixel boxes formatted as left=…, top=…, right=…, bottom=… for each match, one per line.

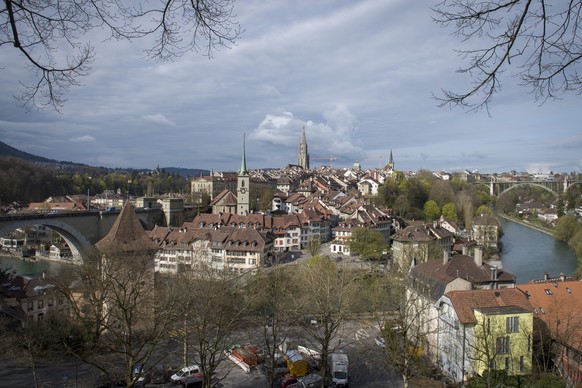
left=447, top=288, right=532, bottom=325
left=209, top=189, right=237, bottom=206
left=409, top=254, right=516, bottom=301
left=518, top=280, right=582, bottom=351
left=392, top=225, right=436, bottom=242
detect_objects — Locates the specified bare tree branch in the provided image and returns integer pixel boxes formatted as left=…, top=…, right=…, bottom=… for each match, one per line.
left=434, top=0, right=582, bottom=111
left=0, top=0, right=242, bottom=110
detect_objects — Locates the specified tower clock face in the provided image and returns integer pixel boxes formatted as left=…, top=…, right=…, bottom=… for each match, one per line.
left=240, top=188, right=247, bottom=194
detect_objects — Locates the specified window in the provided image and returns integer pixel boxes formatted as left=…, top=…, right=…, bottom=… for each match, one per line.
left=38, top=300, right=44, bottom=309
left=497, top=336, right=510, bottom=354
left=506, top=316, right=519, bottom=333
left=520, top=356, right=525, bottom=372
left=27, top=302, right=33, bottom=312
left=505, top=357, right=510, bottom=371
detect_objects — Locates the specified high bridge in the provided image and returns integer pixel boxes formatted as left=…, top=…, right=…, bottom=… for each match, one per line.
left=487, top=177, right=582, bottom=196
left=0, top=209, right=166, bottom=261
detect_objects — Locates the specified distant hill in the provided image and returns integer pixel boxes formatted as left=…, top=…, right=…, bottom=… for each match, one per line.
left=0, top=140, right=62, bottom=164
left=0, top=140, right=209, bottom=177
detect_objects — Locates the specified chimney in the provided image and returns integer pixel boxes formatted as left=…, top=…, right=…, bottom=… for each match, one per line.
left=474, top=247, right=483, bottom=267
left=462, top=245, right=468, bottom=256
left=544, top=272, right=549, bottom=282
left=560, top=273, right=565, bottom=282
left=443, top=249, right=450, bottom=265
left=491, top=265, right=498, bottom=286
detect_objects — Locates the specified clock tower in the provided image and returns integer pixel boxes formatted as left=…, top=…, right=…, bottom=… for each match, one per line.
left=237, top=134, right=250, bottom=215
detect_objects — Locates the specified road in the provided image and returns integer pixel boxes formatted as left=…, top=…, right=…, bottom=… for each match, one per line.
left=0, top=317, right=402, bottom=388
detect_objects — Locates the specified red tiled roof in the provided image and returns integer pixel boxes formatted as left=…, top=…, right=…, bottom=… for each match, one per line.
left=95, top=201, right=159, bottom=253
left=447, top=288, right=532, bottom=325
left=518, top=280, right=582, bottom=351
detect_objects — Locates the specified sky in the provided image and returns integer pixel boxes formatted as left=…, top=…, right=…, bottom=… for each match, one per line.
left=1, top=1, right=580, bottom=175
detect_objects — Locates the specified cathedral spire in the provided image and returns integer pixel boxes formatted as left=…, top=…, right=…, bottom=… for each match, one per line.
left=298, top=126, right=310, bottom=169
left=239, top=133, right=248, bottom=176
left=387, top=149, right=394, bottom=170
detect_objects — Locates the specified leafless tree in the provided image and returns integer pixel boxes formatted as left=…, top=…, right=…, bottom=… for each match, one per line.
left=1, top=0, right=242, bottom=110
left=434, top=1, right=582, bottom=111
left=247, top=266, right=295, bottom=387
left=171, top=263, right=251, bottom=388
left=372, top=274, right=439, bottom=388
left=57, top=249, right=175, bottom=388
left=291, top=256, right=360, bottom=388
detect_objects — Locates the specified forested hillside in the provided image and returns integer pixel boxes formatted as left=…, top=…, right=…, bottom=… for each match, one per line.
left=0, top=156, right=190, bottom=204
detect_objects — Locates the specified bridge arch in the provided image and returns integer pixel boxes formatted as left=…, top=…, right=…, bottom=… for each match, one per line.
left=0, top=219, right=92, bottom=263
left=497, top=182, right=559, bottom=197
left=565, top=181, right=582, bottom=192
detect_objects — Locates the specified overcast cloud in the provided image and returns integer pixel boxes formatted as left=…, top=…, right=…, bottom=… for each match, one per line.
left=0, top=1, right=580, bottom=174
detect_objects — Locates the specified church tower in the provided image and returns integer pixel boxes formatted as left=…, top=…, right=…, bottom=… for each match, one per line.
left=237, top=134, right=250, bottom=215
left=297, top=126, right=310, bottom=169
left=386, top=149, right=395, bottom=171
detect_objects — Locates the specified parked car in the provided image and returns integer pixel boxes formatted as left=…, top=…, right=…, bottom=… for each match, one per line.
left=181, top=375, right=204, bottom=388
left=170, top=365, right=202, bottom=385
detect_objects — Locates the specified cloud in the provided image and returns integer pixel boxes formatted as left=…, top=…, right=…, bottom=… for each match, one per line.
left=250, top=105, right=363, bottom=164
left=141, top=114, right=176, bottom=127
left=70, top=135, right=96, bottom=143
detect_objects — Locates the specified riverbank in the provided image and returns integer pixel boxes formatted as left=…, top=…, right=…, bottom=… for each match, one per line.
left=0, top=252, right=77, bottom=277
left=496, top=212, right=555, bottom=237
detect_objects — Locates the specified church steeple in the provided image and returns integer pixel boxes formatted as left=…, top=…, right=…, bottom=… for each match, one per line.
left=239, top=133, right=248, bottom=176
left=297, top=126, right=310, bottom=169
left=387, top=149, right=394, bottom=171
left=237, top=134, right=250, bottom=215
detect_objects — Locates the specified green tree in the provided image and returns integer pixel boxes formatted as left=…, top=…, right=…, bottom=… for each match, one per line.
left=429, top=179, right=455, bottom=207
left=393, top=194, right=411, bottom=218
left=441, top=202, right=458, bottom=222
left=554, top=215, right=580, bottom=242
left=423, top=200, right=441, bottom=221
left=475, top=205, right=493, bottom=217
left=349, top=228, right=390, bottom=260
left=378, top=176, right=402, bottom=207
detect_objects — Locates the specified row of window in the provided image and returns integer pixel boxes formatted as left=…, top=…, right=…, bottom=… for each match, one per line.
left=26, top=297, right=65, bottom=311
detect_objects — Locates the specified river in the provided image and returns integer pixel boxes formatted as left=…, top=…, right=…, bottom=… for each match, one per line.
left=0, top=253, right=74, bottom=278
left=1, top=218, right=578, bottom=284
left=498, top=217, right=578, bottom=284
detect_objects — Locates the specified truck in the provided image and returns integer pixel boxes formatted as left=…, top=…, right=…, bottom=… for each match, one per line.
left=328, top=353, right=349, bottom=387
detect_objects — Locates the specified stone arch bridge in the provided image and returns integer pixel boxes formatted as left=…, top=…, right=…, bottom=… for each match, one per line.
left=0, top=209, right=166, bottom=262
